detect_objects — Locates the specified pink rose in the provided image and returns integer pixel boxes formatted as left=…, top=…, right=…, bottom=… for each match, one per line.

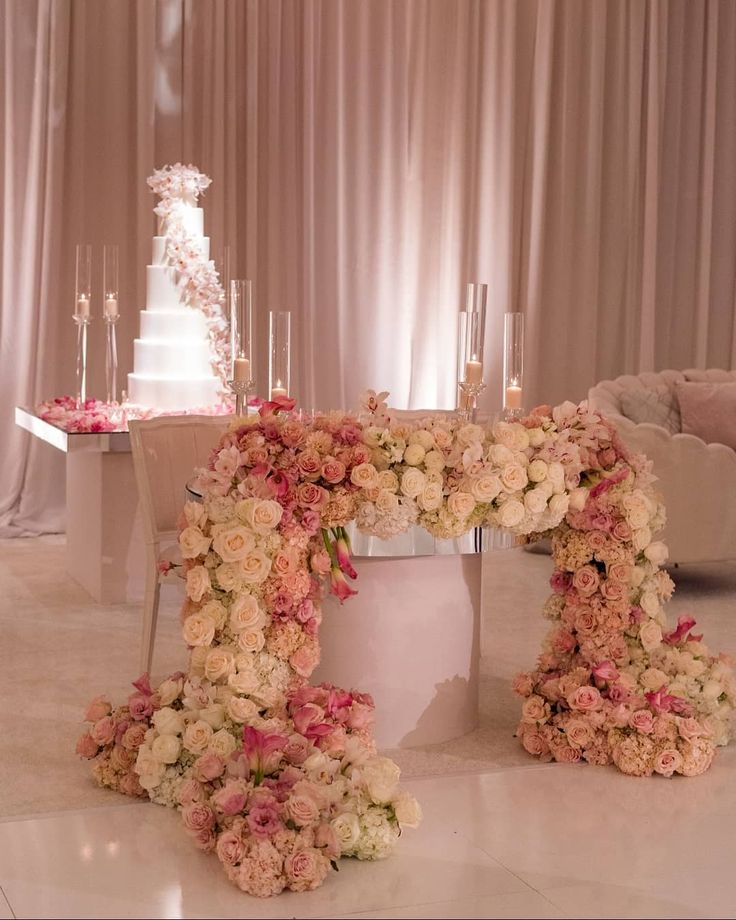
left=321, top=458, right=347, bottom=484
left=247, top=797, right=284, bottom=838
left=192, top=828, right=216, bottom=852
left=178, top=779, right=208, bottom=807
left=194, top=751, right=226, bottom=782
left=600, top=580, right=625, bottom=602
left=296, top=449, right=322, bottom=478
left=552, top=629, right=576, bottom=655
left=586, top=530, right=609, bottom=552
left=85, top=696, right=112, bottom=722
left=216, top=830, right=247, bottom=866
left=90, top=716, right=116, bottom=746
left=572, top=566, right=600, bottom=596
left=283, top=733, right=311, bottom=765
left=345, top=702, right=374, bottom=731
left=121, top=723, right=148, bottom=750
left=592, top=660, right=619, bottom=683
left=512, top=673, right=534, bottom=697
left=607, top=562, right=632, bottom=584
left=607, top=683, right=631, bottom=704
left=677, top=717, right=705, bottom=741
left=284, top=847, right=330, bottom=892
left=182, top=803, right=215, bottom=833
left=551, top=742, right=582, bottom=763
left=568, top=685, right=603, bottom=712
left=75, top=732, right=99, bottom=758
left=653, top=748, right=683, bottom=777
left=128, top=694, right=154, bottom=721
left=211, top=781, right=248, bottom=816
left=118, top=771, right=144, bottom=797
left=314, top=822, right=341, bottom=859
left=522, top=695, right=550, bottom=724
left=611, top=520, right=632, bottom=542
left=565, top=718, right=594, bottom=749
left=290, top=642, right=321, bottom=678
left=628, top=709, right=654, bottom=734
left=520, top=727, right=552, bottom=760
left=296, top=482, right=329, bottom=511
left=574, top=610, right=597, bottom=635
left=549, top=571, right=572, bottom=595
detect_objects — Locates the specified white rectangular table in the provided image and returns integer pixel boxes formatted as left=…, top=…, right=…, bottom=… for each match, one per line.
left=15, top=407, right=146, bottom=604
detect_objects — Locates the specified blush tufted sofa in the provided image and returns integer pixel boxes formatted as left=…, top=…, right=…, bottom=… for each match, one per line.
left=588, top=369, right=736, bottom=565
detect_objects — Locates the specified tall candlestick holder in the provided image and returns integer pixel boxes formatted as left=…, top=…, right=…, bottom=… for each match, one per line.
left=502, top=311, right=525, bottom=419
left=229, top=279, right=254, bottom=416
left=103, top=244, right=120, bottom=404
left=268, top=310, right=291, bottom=400
left=457, top=282, right=488, bottom=420
left=74, top=243, right=92, bottom=408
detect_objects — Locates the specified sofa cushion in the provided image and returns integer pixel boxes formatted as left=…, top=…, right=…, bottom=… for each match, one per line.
left=619, top=384, right=681, bottom=434
left=674, top=381, right=736, bottom=450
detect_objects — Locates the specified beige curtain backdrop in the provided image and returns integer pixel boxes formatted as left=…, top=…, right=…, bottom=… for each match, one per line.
left=2, top=0, right=735, bottom=534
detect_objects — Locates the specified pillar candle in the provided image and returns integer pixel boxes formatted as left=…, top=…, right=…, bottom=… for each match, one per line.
left=234, top=357, right=251, bottom=382
left=505, top=385, right=522, bottom=409
left=104, top=296, right=118, bottom=318
left=271, top=386, right=287, bottom=399
left=76, top=295, right=90, bottom=318
left=464, top=359, right=483, bottom=385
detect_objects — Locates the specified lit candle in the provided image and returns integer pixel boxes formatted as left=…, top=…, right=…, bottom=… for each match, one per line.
left=505, top=385, right=522, bottom=409
left=104, top=296, right=118, bottom=318
left=234, top=356, right=251, bottom=382
left=76, top=295, right=90, bottom=318
left=271, top=383, right=287, bottom=399
left=464, top=359, right=483, bottom=385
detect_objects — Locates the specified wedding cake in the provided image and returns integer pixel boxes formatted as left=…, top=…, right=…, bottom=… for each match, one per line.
left=127, top=165, right=227, bottom=410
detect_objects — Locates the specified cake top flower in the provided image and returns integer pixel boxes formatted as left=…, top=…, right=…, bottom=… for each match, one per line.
left=147, top=163, right=212, bottom=200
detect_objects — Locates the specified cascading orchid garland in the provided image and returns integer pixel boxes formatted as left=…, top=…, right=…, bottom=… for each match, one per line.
left=147, top=164, right=231, bottom=402
left=77, top=393, right=735, bottom=898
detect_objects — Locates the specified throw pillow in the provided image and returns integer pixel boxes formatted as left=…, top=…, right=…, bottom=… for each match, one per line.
left=619, top=384, right=681, bottom=434
left=674, top=381, right=736, bottom=451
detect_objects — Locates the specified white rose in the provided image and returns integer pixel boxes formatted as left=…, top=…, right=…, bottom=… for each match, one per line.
left=393, top=791, right=423, bottom=828
left=470, top=473, right=502, bottom=503
left=491, top=421, right=516, bottom=447
left=408, top=429, right=435, bottom=450
left=547, top=462, right=565, bottom=491
left=702, top=680, right=723, bottom=701
left=447, top=491, right=476, bottom=519
left=488, top=443, right=514, bottom=465
left=185, top=566, right=211, bottom=602
left=512, top=426, right=531, bottom=450
left=215, top=562, right=240, bottom=592
left=212, top=525, right=256, bottom=563
left=229, top=593, right=264, bottom=632
left=632, top=527, right=652, bottom=552
left=419, top=481, right=443, bottom=511
left=156, top=677, right=184, bottom=707
left=548, top=493, right=570, bottom=518
left=198, top=703, right=225, bottom=729
left=183, top=500, right=207, bottom=528
left=238, top=629, right=266, bottom=654
left=375, top=490, right=400, bottom=513
left=501, top=462, right=529, bottom=493
left=644, top=541, right=668, bottom=566
left=361, top=756, right=401, bottom=804
left=227, top=695, right=260, bottom=723
left=152, top=707, right=184, bottom=736
left=457, top=423, right=484, bottom=447
left=183, top=720, right=214, bottom=754
left=151, top=733, right=181, bottom=765
left=135, top=747, right=165, bottom=790
left=528, top=427, right=546, bottom=447
left=400, top=468, right=426, bottom=498
left=331, top=813, right=361, bottom=851
left=682, top=656, right=706, bottom=679
left=250, top=499, right=283, bottom=533
left=639, top=591, right=661, bottom=618
left=527, top=459, right=548, bottom=483
left=378, top=470, right=399, bottom=492
left=209, top=728, right=238, bottom=759
left=200, top=600, right=227, bottom=630
left=351, top=462, right=380, bottom=490
left=639, top=619, right=663, bottom=652
left=524, top=488, right=549, bottom=515
left=424, top=450, right=445, bottom=471
left=182, top=613, right=216, bottom=647
left=639, top=667, right=668, bottom=690
left=229, top=668, right=260, bottom=696
left=179, top=526, right=212, bottom=559
left=631, top=566, right=647, bottom=588
left=497, top=499, right=526, bottom=528
left=623, top=493, right=650, bottom=528
left=204, top=648, right=236, bottom=683
left=240, top=550, right=272, bottom=584
left=403, top=443, right=426, bottom=466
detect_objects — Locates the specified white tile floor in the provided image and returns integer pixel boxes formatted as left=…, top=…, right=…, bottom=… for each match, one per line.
left=1, top=753, right=735, bottom=919
left=1, top=538, right=734, bottom=919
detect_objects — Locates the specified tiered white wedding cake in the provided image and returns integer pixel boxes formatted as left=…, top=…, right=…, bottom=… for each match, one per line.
left=127, top=165, right=226, bottom=410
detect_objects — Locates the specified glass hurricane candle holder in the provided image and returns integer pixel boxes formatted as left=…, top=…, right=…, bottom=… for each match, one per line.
left=229, top=279, right=254, bottom=415
left=502, top=311, right=525, bottom=418
left=74, top=243, right=93, bottom=407
left=269, top=310, right=291, bottom=400
left=457, top=282, right=488, bottom=419
left=103, top=245, right=120, bottom=403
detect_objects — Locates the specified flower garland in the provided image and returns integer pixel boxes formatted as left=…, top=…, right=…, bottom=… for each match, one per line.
left=36, top=396, right=234, bottom=434
left=77, top=397, right=735, bottom=898
left=147, top=164, right=231, bottom=401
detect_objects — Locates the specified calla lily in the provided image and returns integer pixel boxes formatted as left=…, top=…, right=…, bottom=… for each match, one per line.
left=330, top=566, right=358, bottom=603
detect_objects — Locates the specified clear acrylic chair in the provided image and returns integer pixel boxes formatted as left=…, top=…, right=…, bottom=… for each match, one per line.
left=129, top=414, right=229, bottom=675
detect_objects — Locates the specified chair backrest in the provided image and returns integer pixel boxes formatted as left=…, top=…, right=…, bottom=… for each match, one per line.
left=129, top=415, right=229, bottom=545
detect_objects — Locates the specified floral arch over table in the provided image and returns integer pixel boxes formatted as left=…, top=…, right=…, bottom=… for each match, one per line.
left=78, top=394, right=735, bottom=898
